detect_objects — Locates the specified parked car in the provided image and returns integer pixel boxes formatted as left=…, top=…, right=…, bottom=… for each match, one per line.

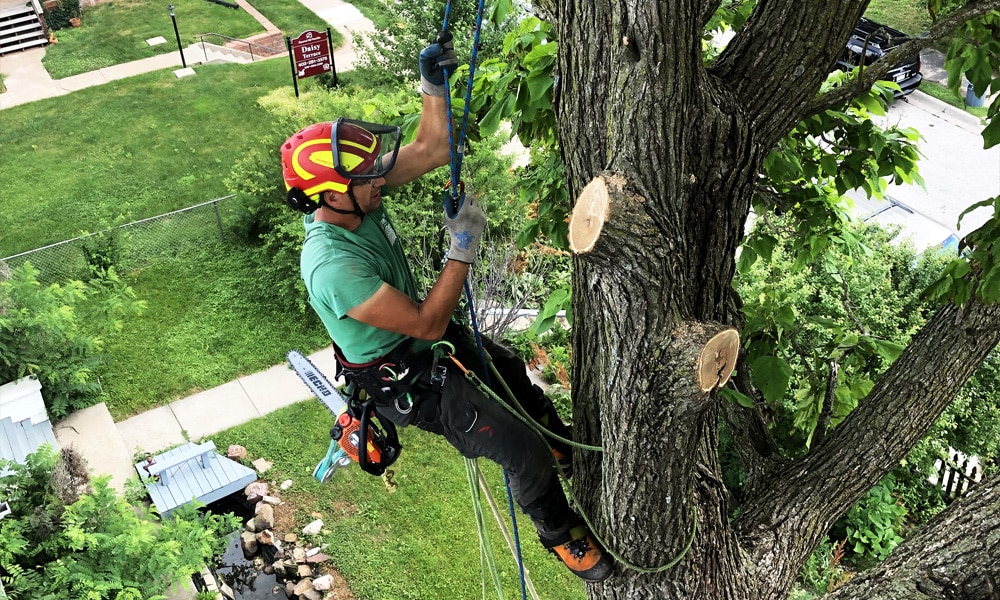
left=837, top=17, right=922, bottom=96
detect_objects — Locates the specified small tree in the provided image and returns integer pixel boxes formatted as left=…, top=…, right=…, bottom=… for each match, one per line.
left=0, top=262, right=145, bottom=419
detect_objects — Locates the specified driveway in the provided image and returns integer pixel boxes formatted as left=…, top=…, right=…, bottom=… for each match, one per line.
left=851, top=91, right=1000, bottom=252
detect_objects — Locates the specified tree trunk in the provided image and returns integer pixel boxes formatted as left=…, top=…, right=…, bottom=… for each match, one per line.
left=552, top=0, right=1000, bottom=598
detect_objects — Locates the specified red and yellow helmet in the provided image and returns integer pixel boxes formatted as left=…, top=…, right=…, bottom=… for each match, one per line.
left=281, top=120, right=383, bottom=197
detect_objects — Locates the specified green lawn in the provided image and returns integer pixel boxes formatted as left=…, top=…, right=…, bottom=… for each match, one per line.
left=43, top=0, right=341, bottom=79
left=0, top=59, right=289, bottom=256
left=865, top=0, right=932, bottom=35
left=210, top=401, right=588, bottom=600
left=100, top=242, right=331, bottom=419
left=0, top=59, right=339, bottom=418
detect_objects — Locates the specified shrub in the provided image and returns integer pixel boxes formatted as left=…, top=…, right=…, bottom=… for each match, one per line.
left=797, top=536, right=853, bottom=596
left=43, top=0, right=81, bottom=31
left=0, top=262, right=145, bottom=419
left=0, top=446, right=240, bottom=600
left=834, top=474, right=907, bottom=561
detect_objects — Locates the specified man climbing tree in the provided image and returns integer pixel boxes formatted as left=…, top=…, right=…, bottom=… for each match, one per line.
left=466, top=0, right=1000, bottom=597
left=280, top=32, right=613, bottom=582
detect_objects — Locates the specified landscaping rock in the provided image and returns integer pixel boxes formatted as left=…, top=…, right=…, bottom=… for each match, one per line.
left=240, top=531, right=258, bottom=556
left=256, top=529, right=275, bottom=545
left=292, top=547, right=307, bottom=564
left=301, top=519, right=323, bottom=535
left=284, top=533, right=298, bottom=544
left=306, top=552, right=330, bottom=564
left=227, top=445, right=247, bottom=461
left=244, top=481, right=268, bottom=499
left=244, top=519, right=257, bottom=533
left=280, top=479, right=293, bottom=490
left=262, top=495, right=282, bottom=505
left=301, top=589, right=322, bottom=600
left=255, top=503, right=274, bottom=525
left=297, top=564, right=312, bottom=578
left=312, top=574, right=334, bottom=591
left=252, top=457, right=273, bottom=473
left=253, top=505, right=274, bottom=531
left=293, top=578, right=314, bottom=596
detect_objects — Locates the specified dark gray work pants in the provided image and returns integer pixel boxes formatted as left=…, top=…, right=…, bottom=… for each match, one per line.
left=378, top=323, right=576, bottom=540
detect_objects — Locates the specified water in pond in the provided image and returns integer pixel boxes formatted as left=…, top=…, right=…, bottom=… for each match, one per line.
left=198, top=495, right=291, bottom=600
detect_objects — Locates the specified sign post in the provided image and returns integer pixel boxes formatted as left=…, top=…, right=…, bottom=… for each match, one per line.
left=286, top=29, right=335, bottom=97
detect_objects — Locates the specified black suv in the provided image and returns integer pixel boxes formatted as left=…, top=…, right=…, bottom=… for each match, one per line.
left=837, top=17, right=922, bottom=96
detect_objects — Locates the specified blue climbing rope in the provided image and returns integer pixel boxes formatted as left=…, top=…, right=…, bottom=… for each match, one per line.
left=439, top=2, right=529, bottom=598
left=442, top=0, right=487, bottom=204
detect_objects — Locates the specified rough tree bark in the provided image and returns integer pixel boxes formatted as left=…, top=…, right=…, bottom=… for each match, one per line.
left=826, top=472, right=1000, bottom=599
left=541, top=0, right=1000, bottom=598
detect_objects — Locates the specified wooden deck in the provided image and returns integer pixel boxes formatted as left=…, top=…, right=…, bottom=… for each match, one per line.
left=135, top=441, right=258, bottom=518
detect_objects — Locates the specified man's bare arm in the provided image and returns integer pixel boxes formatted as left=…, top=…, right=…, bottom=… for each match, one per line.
left=384, top=94, right=452, bottom=188
left=347, top=259, right=469, bottom=340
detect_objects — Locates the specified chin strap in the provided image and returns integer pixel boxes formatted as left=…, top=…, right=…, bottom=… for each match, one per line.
left=321, top=187, right=365, bottom=218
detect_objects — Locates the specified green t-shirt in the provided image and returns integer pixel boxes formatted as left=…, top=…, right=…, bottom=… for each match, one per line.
left=300, top=206, right=423, bottom=364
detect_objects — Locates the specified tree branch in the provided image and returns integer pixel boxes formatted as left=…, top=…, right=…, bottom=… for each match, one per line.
left=804, top=0, right=1000, bottom=116
left=812, top=359, right=838, bottom=448
left=710, top=0, right=868, bottom=144
left=825, top=473, right=1000, bottom=599
left=733, top=299, right=1000, bottom=592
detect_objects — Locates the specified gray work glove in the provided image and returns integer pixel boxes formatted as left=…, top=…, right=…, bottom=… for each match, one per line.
left=419, top=30, right=457, bottom=97
left=444, top=192, right=486, bottom=264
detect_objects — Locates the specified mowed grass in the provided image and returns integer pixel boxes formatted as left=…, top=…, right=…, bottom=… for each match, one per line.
left=865, top=0, right=932, bottom=35
left=918, top=80, right=989, bottom=119
left=43, top=0, right=339, bottom=79
left=0, top=58, right=334, bottom=419
left=0, top=59, right=289, bottom=256
left=211, top=401, right=588, bottom=600
left=44, top=0, right=262, bottom=78
left=100, top=242, right=331, bottom=419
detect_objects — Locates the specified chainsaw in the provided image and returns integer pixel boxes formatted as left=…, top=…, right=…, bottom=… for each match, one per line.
left=288, top=350, right=401, bottom=479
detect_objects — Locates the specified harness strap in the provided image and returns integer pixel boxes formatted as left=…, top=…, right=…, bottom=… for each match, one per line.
left=332, top=338, right=442, bottom=424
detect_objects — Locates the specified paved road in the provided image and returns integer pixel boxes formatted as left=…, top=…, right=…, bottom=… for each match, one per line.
left=852, top=91, right=999, bottom=251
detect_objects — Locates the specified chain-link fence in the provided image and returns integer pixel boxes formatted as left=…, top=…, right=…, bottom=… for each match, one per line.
left=1, top=196, right=237, bottom=285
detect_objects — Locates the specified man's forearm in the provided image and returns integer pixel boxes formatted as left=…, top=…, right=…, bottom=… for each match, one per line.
left=416, top=259, right=470, bottom=339
left=416, top=93, right=449, bottom=152
left=383, top=93, right=451, bottom=187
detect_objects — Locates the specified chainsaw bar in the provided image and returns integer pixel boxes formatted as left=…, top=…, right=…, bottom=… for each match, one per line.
left=287, top=350, right=347, bottom=417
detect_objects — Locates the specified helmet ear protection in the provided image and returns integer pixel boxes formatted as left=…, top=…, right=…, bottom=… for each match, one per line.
left=286, top=187, right=322, bottom=214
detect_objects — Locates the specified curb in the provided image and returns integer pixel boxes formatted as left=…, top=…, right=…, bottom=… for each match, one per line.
left=904, top=89, right=985, bottom=135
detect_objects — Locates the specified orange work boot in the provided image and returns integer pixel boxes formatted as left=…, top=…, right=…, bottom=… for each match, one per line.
left=544, top=525, right=613, bottom=582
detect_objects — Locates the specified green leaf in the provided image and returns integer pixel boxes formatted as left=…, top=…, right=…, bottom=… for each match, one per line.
left=982, top=117, right=1000, bottom=149
left=871, top=339, right=905, bottom=362
left=525, top=70, right=554, bottom=103
left=750, top=355, right=794, bottom=404
left=720, top=387, right=755, bottom=408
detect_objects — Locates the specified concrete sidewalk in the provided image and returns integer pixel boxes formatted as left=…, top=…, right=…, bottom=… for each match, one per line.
left=54, top=347, right=343, bottom=492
